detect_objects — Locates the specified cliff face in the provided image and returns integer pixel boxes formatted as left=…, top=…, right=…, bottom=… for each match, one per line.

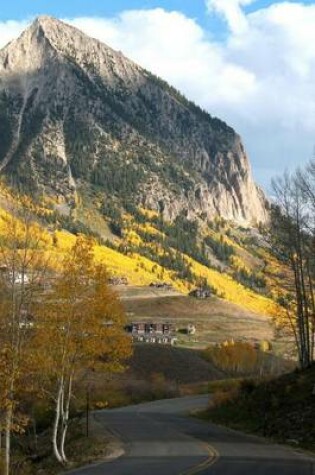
left=0, top=16, right=268, bottom=225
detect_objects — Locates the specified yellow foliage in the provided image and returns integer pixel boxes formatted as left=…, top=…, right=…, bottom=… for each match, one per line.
left=204, top=341, right=258, bottom=375
left=230, top=255, right=250, bottom=272
left=138, top=208, right=159, bottom=220
left=222, top=234, right=243, bottom=251
left=54, top=217, right=285, bottom=318
left=0, top=185, right=287, bottom=320
left=125, top=230, right=144, bottom=246
left=186, top=254, right=283, bottom=316
left=137, top=222, right=164, bottom=237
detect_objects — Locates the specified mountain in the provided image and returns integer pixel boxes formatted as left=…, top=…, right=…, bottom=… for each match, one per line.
left=0, top=16, right=267, bottom=225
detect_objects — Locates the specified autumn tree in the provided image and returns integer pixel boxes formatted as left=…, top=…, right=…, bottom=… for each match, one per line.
left=203, top=341, right=258, bottom=375
left=271, top=166, right=315, bottom=368
left=34, top=236, right=132, bottom=466
left=0, top=204, right=50, bottom=475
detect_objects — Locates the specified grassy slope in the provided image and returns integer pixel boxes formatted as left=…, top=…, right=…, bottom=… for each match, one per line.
left=126, top=344, right=225, bottom=384
left=122, top=292, right=274, bottom=347
left=203, top=365, right=315, bottom=452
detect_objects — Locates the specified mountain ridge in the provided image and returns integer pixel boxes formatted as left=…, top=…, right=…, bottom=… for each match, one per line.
left=0, top=16, right=268, bottom=225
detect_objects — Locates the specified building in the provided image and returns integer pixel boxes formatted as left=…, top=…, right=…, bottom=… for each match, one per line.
left=108, top=276, right=128, bottom=286
left=10, top=272, right=30, bottom=285
left=19, top=310, right=34, bottom=329
left=187, top=324, right=196, bottom=335
left=189, top=287, right=211, bottom=299
left=129, top=322, right=177, bottom=345
left=149, top=282, right=173, bottom=290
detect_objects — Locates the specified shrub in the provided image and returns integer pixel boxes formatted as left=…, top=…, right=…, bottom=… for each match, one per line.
left=212, top=389, right=238, bottom=407
left=203, top=342, right=258, bottom=375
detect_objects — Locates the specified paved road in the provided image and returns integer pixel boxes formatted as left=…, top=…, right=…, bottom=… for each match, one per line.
left=69, top=395, right=315, bottom=475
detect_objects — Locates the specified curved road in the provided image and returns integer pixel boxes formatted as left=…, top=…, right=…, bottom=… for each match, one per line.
left=69, top=395, right=314, bottom=475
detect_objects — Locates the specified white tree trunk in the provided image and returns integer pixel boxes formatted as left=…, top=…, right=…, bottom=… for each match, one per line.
left=60, top=375, right=73, bottom=463
left=5, top=405, right=13, bottom=475
left=52, top=380, right=64, bottom=464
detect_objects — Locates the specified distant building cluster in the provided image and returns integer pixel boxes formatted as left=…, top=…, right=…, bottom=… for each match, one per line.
left=186, top=323, right=196, bottom=335
left=149, top=282, right=173, bottom=290
left=128, top=322, right=177, bottom=345
left=108, top=276, right=129, bottom=286
left=189, top=287, right=211, bottom=299
left=0, top=264, right=56, bottom=290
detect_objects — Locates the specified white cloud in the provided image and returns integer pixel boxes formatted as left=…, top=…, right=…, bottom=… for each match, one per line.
left=206, top=0, right=255, bottom=34
left=68, top=5, right=315, bottom=187
left=0, top=19, right=29, bottom=49
left=70, top=9, right=257, bottom=106
left=0, top=4, right=315, bottom=188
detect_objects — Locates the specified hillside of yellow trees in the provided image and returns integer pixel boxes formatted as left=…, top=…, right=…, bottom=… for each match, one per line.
left=0, top=181, right=286, bottom=318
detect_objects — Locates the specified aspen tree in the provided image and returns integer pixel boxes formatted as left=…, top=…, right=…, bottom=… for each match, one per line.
left=271, top=166, right=315, bottom=368
left=0, top=203, right=50, bottom=475
left=35, top=236, right=132, bottom=465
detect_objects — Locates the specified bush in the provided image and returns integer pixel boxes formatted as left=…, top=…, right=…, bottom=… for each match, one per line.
left=240, top=378, right=257, bottom=395
left=212, top=389, right=238, bottom=407
left=203, top=342, right=258, bottom=375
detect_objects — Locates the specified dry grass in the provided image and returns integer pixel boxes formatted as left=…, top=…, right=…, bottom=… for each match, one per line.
left=122, top=291, right=275, bottom=347
left=126, top=345, right=225, bottom=384
left=6, top=417, right=114, bottom=475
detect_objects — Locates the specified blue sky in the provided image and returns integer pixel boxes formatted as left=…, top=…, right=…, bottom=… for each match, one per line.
left=0, top=1, right=204, bottom=21
left=0, top=0, right=279, bottom=32
left=4, top=0, right=315, bottom=19
left=1, top=1, right=312, bottom=25
left=1, top=1, right=315, bottom=190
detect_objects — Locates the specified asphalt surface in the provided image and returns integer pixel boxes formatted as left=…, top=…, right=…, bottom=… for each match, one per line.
left=69, top=395, right=315, bottom=475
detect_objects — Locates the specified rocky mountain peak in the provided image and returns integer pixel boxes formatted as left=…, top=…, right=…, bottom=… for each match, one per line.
left=32, top=15, right=121, bottom=61
left=31, top=15, right=100, bottom=49
left=35, top=14, right=58, bottom=26
left=0, top=17, right=268, bottom=226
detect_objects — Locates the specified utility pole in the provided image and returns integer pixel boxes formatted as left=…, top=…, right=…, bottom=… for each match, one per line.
left=86, top=386, right=90, bottom=438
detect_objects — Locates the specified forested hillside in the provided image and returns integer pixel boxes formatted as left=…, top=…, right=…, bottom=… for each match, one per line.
left=0, top=180, right=284, bottom=318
